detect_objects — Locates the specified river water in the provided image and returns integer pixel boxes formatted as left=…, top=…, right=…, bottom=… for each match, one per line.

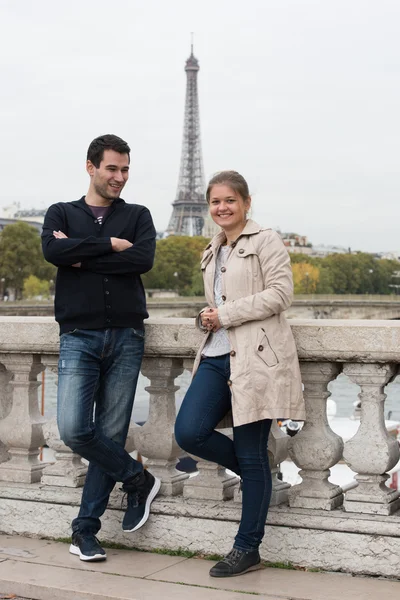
left=40, top=368, right=400, bottom=424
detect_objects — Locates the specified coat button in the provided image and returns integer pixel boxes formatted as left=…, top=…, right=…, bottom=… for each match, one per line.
left=94, top=219, right=98, bottom=223
left=105, top=291, right=110, bottom=295
left=227, top=379, right=232, bottom=386
left=222, top=295, right=226, bottom=301
left=258, top=345, right=264, bottom=351
left=106, top=305, right=111, bottom=309
left=104, top=278, right=108, bottom=282
left=221, top=267, right=226, bottom=273
left=239, top=248, right=245, bottom=254
left=230, top=350, right=236, bottom=357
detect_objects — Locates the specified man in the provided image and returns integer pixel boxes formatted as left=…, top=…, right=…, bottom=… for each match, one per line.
left=42, top=134, right=159, bottom=562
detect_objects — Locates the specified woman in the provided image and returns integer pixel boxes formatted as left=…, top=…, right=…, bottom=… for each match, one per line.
left=175, top=170, right=305, bottom=577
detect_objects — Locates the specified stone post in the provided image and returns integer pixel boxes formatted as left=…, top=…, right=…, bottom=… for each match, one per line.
left=40, top=355, right=88, bottom=487
left=288, top=362, right=344, bottom=510
left=342, top=362, right=400, bottom=515
left=133, top=357, right=189, bottom=495
left=0, top=361, right=12, bottom=464
left=0, top=353, right=45, bottom=483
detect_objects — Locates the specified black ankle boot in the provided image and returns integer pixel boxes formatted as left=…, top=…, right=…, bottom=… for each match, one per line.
left=209, top=548, right=261, bottom=577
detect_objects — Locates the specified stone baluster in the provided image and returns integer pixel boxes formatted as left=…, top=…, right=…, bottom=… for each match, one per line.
left=0, top=353, right=45, bottom=483
left=288, top=362, right=344, bottom=510
left=342, top=362, right=400, bottom=515
left=133, top=356, right=189, bottom=495
left=40, top=355, right=87, bottom=487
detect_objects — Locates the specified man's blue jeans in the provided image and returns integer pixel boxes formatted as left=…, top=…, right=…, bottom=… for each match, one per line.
left=57, top=327, right=144, bottom=535
left=175, top=354, right=272, bottom=552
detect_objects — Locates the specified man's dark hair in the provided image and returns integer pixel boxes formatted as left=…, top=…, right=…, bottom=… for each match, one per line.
left=87, top=134, right=130, bottom=168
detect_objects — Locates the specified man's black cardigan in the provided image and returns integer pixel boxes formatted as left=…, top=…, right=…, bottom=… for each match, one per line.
left=42, top=197, right=156, bottom=334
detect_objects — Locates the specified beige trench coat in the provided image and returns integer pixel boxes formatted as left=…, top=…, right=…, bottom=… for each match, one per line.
left=193, top=219, right=305, bottom=427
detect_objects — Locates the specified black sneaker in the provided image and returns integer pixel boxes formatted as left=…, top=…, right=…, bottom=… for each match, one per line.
left=121, top=469, right=161, bottom=532
left=69, top=532, right=107, bottom=562
left=209, top=548, right=261, bottom=577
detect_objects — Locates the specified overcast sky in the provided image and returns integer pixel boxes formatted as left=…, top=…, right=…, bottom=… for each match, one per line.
left=1, top=0, right=399, bottom=252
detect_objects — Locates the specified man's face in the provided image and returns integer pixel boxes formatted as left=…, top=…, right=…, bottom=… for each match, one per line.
left=87, top=149, right=130, bottom=201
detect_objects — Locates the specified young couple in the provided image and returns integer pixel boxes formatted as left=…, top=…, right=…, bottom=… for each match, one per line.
left=42, top=134, right=304, bottom=578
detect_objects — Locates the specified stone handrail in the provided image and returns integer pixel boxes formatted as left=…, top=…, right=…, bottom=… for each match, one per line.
left=0, top=317, right=399, bottom=515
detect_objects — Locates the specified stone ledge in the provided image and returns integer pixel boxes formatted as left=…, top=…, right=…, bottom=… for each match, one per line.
left=0, top=495, right=400, bottom=577
left=2, top=316, right=400, bottom=361
left=0, top=483, right=399, bottom=538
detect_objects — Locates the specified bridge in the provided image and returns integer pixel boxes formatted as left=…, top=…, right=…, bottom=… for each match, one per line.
left=1, top=295, right=400, bottom=319
left=147, top=295, right=400, bottom=320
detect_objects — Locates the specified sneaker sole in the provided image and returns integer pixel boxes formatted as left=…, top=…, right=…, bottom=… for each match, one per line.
left=123, top=476, right=161, bottom=532
left=209, top=562, right=262, bottom=578
left=69, top=543, right=107, bottom=562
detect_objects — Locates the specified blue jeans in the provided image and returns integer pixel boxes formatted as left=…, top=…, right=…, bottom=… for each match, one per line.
left=57, top=327, right=144, bottom=535
left=175, top=354, right=272, bottom=552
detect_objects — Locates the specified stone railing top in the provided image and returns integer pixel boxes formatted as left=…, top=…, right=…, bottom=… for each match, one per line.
left=0, top=316, right=400, bottom=362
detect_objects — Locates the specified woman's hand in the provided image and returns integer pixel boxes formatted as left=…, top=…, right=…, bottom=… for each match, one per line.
left=201, top=307, right=222, bottom=333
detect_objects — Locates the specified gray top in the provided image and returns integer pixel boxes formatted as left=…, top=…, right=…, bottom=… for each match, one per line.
left=202, top=245, right=231, bottom=357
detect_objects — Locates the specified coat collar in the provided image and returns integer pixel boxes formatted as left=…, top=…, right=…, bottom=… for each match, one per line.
left=205, top=219, right=269, bottom=251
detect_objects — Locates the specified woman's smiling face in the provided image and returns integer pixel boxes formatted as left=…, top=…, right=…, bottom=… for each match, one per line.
left=208, top=184, right=251, bottom=233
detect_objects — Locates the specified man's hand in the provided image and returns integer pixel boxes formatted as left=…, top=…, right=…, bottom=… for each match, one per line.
left=53, top=230, right=68, bottom=239
left=52, top=230, right=80, bottom=267
left=201, top=307, right=222, bottom=332
left=110, top=237, right=133, bottom=252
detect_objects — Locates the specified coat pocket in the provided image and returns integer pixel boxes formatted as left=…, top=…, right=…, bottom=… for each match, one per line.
left=256, top=328, right=279, bottom=367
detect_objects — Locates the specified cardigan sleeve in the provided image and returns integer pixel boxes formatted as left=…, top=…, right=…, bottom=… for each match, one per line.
left=41, top=204, right=112, bottom=266
left=80, top=207, right=156, bottom=275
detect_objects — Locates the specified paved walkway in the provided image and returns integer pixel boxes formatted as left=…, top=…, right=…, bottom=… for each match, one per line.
left=0, top=535, right=398, bottom=600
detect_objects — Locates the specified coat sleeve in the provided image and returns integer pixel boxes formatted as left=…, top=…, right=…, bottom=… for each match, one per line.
left=42, top=204, right=112, bottom=266
left=80, top=208, right=156, bottom=275
left=217, top=231, right=293, bottom=329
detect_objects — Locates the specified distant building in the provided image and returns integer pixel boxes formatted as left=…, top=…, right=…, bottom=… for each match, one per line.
left=0, top=203, right=45, bottom=234
left=377, top=251, right=400, bottom=262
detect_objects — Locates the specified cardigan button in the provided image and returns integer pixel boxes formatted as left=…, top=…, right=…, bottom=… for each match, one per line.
left=222, top=295, right=226, bottom=301
left=221, top=267, right=226, bottom=273
left=230, top=350, right=236, bottom=357
left=258, top=345, right=264, bottom=351
left=239, top=248, right=245, bottom=254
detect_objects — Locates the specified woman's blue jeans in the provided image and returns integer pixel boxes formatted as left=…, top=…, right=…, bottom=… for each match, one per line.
left=57, top=327, right=144, bottom=535
left=175, top=354, right=272, bottom=552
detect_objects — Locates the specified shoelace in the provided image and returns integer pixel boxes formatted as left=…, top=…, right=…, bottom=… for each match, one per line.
left=223, top=548, right=244, bottom=566
left=120, top=486, right=146, bottom=511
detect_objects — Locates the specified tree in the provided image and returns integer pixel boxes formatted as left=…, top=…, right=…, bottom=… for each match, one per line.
left=23, top=275, right=51, bottom=299
left=292, top=262, right=320, bottom=294
left=0, top=222, right=55, bottom=299
left=142, top=236, right=209, bottom=296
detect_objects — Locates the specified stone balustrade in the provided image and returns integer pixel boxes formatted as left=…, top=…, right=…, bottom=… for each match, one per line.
left=0, top=316, right=399, bottom=577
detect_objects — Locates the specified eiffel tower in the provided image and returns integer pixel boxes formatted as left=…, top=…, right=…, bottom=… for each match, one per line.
left=167, top=43, right=211, bottom=236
